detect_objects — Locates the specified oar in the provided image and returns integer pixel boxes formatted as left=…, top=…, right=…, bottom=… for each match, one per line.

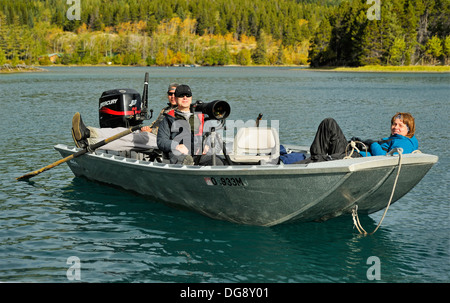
left=16, top=125, right=142, bottom=181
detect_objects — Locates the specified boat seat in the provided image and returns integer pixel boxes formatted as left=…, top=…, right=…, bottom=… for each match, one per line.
left=226, top=127, right=280, bottom=165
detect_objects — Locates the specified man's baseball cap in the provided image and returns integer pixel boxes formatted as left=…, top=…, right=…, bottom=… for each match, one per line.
left=175, top=85, right=192, bottom=98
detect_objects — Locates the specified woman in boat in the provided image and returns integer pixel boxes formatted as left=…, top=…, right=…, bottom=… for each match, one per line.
left=300, top=112, right=418, bottom=163
left=157, top=84, right=224, bottom=165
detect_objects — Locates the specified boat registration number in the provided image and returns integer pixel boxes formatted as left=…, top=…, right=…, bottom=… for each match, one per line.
left=204, top=177, right=247, bottom=187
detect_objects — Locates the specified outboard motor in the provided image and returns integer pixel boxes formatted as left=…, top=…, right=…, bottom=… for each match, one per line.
left=98, top=73, right=152, bottom=128
left=99, top=88, right=143, bottom=128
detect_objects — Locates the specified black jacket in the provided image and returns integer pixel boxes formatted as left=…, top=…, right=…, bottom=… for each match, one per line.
left=156, top=109, right=205, bottom=159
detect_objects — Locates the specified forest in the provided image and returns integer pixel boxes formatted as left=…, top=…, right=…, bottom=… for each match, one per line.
left=0, top=0, right=448, bottom=67
left=309, top=0, right=450, bottom=66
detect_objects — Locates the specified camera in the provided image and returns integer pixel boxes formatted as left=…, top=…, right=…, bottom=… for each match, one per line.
left=193, top=100, right=231, bottom=120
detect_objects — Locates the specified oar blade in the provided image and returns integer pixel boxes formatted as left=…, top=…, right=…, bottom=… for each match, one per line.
left=16, top=124, right=140, bottom=181
left=16, top=153, right=78, bottom=181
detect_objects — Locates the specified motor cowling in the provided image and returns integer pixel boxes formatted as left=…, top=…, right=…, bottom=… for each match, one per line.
left=99, top=89, right=143, bottom=128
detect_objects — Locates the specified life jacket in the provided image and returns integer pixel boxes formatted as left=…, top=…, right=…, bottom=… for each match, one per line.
left=167, top=109, right=205, bottom=137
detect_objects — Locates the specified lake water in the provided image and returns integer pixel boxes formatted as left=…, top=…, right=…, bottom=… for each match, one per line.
left=0, top=66, right=449, bottom=285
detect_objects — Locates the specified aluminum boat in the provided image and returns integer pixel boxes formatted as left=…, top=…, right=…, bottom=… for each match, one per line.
left=54, top=143, right=438, bottom=226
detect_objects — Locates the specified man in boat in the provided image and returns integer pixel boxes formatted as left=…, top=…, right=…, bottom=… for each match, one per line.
left=141, top=83, right=179, bottom=136
left=298, top=112, right=418, bottom=163
left=157, top=84, right=224, bottom=166
left=71, top=83, right=179, bottom=151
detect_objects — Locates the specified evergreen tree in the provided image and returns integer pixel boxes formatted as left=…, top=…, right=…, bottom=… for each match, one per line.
left=0, top=46, right=6, bottom=65
left=389, top=37, right=407, bottom=65
left=235, top=48, right=252, bottom=65
left=360, top=1, right=403, bottom=65
left=308, top=15, right=333, bottom=67
left=426, top=35, right=443, bottom=64
left=0, top=11, right=8, bottom=53
left=443, top=36, right=450, bottom=64
left=252, top=31, right=269, bottom=65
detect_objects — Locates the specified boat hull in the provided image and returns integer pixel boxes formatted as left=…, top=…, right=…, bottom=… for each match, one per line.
left=55, top=144, right=438, bottom=226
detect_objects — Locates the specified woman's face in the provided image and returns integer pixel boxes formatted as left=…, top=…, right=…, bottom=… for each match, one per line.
left=391, top=118, right=409, bottom=137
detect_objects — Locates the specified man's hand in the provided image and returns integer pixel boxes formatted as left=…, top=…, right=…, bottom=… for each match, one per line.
left=141, top=126, right=152, bottom=132
left=202, top=145, right=210, bottom=155
left=176, top=144, right=189, bottom=155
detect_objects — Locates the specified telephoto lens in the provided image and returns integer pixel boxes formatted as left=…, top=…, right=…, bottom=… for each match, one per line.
left=194, top=100, right=230, bottom=120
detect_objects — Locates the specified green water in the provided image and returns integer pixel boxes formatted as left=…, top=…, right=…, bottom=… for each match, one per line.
left=1, top=66, right=448, bottom=283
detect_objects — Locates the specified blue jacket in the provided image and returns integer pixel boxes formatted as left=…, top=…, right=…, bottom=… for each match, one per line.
left=360, top=134, right=418, bottom=157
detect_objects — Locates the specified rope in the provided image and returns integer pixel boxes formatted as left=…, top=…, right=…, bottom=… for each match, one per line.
left=351, top=148, right=404, bottom=236
left=344, top=140, right=369, bottom=159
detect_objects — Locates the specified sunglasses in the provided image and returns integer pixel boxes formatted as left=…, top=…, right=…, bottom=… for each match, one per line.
left=177, top=94, right=192, bottom=98
left=167, top=92, right=175, bottom=96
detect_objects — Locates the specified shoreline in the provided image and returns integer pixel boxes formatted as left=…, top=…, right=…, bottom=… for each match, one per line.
left=0, top=64, right=48, bottom=74
left=306, top=65, right=450, bottom=73
left=2, top=63, right=449, bottom=73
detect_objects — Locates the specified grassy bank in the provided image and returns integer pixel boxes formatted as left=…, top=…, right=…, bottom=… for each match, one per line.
left=330, top=65, right=450, bottom=73
left=0, top=64, right=48, bottom=74
left=3, top=64, right=449, bottom=74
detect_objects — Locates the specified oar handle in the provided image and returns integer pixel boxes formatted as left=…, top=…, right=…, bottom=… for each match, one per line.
left=16, top=125, right=142, bottom=181
left=256, top=113, right=263, bottom=127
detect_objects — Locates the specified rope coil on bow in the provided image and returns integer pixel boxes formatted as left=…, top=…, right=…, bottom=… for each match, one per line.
left=344, top=140, right=369, bottom=159
left=351, top=148, right=404, bottom=236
